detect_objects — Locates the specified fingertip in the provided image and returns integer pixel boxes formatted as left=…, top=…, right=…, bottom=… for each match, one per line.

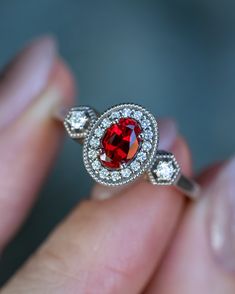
left=48, top=58, right=76, bottom=106
left=171, top=136, right=192, bottom=177
left=0, top=55, right=76, bottom=250
left=4, top=179, right=185, bottom=293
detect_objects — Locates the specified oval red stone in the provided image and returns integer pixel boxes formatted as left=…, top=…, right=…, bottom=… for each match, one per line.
left=99, top=118, right=142, bottom=169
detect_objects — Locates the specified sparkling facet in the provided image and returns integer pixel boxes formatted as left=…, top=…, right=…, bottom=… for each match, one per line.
left=99, top=169, right=109, bottom=179
left=154, top=161, right=175, bottom=181
left=110, top=111, right=120, bottom=119
left=142, top=141, right=152, bottom=151
left=111, top=171, right=121, bottom=181
left=95, top=128, right=104, bottom=138
left=141, top=119, right=151, bottom=129
left=133, top=110, right=143, bottom=121
left=137, top=151, right=147, bottom=163
left=90, top=137, right=99, bottom=148
left=144, top=130, right=153, bottom=140
left=130, top=161, right=141, bottom=171
left=100, top=118, right=142, bottom=169
left=102, top=118, right=111, bottom=128
left=88, top=150, right=97, bottom=159
left=122, top=108, right=132, bottom=117
left=121, top=168, right=132, bottom=178
left=67, top=111, right=88, bottom=130
left=92, top=160, right=101, bottom=171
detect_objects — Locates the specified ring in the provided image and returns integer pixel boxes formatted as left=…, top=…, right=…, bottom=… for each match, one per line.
left=56, top=103, right=200, bottom=200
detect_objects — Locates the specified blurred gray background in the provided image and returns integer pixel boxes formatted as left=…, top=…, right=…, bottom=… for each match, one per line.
left=0, top=0, right=234, bottom=285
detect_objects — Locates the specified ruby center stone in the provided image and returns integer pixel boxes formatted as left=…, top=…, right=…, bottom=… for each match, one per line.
left=99, top=118, right=142, bottom=169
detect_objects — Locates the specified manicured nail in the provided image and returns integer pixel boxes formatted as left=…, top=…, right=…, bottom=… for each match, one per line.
left=0, top=36, right=56, bottom=130
left=91, top=118, right=178, bottom=200
left=208, top=156, right=235, bottom=272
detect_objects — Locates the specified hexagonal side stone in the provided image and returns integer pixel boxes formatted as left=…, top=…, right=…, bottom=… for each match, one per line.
left=148, top=151, right=180, bottom=185
left=64, top=106, right=98, bottom=140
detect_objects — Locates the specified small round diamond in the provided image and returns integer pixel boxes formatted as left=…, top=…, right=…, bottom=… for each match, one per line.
left=141, top=119, right=151, bottom=129
left=90, top=137, right=100, bottom=148
left=142, top=141, right=152, bottom=151
left=130, top=161, right=141, bottom=171
left=110, top=111, right=120, bottom=119
left=121, top=168, right=131, bottom=178
left=95, top=128, right=103, bottom=138
left=137, top=151, right=147, bottom=163
left=155, top=161, right=175, bottom=181
left=122, top=108, right=132, bottom=117
left=111, top=171, right=121, bottom=181
left=99, top=169, right=110, bottom=179
left=133, top=110, right=143, bottom=121
left=144, top=130, right=153, bottom=140
left=102, top=118, right=111, bottom=128
left=88, top=150, right=97, bottom=159
left=92, top=160, right=101, bottom=171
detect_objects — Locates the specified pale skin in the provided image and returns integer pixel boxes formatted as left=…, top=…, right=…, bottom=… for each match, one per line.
left=0, top=37, right=234, bottom=293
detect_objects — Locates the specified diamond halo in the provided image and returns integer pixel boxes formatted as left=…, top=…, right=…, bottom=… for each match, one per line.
left=83, top=103, right=159, bottom=186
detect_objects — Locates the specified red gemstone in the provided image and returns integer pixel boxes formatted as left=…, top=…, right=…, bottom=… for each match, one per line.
left=99, top=118, right=142, bottom=169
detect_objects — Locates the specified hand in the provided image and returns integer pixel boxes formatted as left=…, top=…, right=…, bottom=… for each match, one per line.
left=0, top=37, right=234, bottom=294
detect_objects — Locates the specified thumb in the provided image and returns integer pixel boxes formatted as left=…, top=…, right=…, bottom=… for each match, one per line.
left=2, top=137, right=191, bottom=294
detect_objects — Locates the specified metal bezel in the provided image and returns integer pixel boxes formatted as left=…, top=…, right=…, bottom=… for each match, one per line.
left=64, top=106, right=97, bottom=139
left=83, top=103, right=159, bottom=186
left=147, top=151, right=181, bottom=185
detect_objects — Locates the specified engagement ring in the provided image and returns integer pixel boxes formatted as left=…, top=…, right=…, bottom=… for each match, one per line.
left=56, top=103, right=200, bottom=199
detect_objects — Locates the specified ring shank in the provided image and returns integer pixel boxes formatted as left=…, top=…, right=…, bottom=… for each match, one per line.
left=175, top=174, right=201, bottom=200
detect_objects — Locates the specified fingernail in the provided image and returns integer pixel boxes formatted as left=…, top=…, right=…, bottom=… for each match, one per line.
left=91, top=118, right=178, bottom=200
left=0, top=36, right=56, bottom=130
left=208, top=156, right=235, bottom=272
